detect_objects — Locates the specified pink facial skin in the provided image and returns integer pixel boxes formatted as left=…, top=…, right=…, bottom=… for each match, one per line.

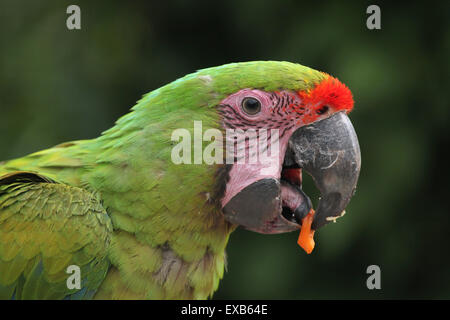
left=219, top=89, right=306, bottom=208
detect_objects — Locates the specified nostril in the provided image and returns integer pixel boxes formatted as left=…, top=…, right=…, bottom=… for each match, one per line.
left=316, top=105, right=329, bottom=115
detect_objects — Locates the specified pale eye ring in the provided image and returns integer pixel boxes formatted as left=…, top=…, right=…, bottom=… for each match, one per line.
left=241, top=97, right=261, bottom=115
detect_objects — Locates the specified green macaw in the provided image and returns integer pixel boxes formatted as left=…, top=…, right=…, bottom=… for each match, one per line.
left=0, top=61, right=361, bottom=299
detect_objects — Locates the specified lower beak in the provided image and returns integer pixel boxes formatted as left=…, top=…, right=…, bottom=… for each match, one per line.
left=222, top=111, right=361, bottom=233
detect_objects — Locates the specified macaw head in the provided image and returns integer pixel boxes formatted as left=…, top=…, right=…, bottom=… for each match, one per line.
left=197, top=61, right=361, bottom=234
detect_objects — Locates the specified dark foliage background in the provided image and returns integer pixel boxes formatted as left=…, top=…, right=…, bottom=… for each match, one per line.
left=0, top=0, right=449, bottom=299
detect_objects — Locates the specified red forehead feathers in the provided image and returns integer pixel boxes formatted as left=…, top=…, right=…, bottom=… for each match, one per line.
left=298, top=74, right=354, bottom=113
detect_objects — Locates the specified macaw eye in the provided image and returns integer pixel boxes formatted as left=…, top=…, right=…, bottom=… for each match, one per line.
left=241, top=97, right=261, bottom=115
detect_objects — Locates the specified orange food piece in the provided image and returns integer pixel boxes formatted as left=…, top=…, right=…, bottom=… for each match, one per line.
left=297, top=209, right=316, bottom=254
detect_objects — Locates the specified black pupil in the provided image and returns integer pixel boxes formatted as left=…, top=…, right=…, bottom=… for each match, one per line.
left=243, top=98, right=260, bottom=114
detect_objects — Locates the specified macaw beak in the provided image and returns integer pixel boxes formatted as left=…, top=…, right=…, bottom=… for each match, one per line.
left=222, top=111, right=361, bottom=233
left=287, top=111, right=361, bottom=229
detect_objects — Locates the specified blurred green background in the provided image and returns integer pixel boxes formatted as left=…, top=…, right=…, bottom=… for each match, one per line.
left=0, top=0, right=449, bottom=299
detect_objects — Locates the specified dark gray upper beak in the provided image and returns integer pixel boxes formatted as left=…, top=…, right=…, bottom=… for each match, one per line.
left=287, top=111, right=361, bottom=229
